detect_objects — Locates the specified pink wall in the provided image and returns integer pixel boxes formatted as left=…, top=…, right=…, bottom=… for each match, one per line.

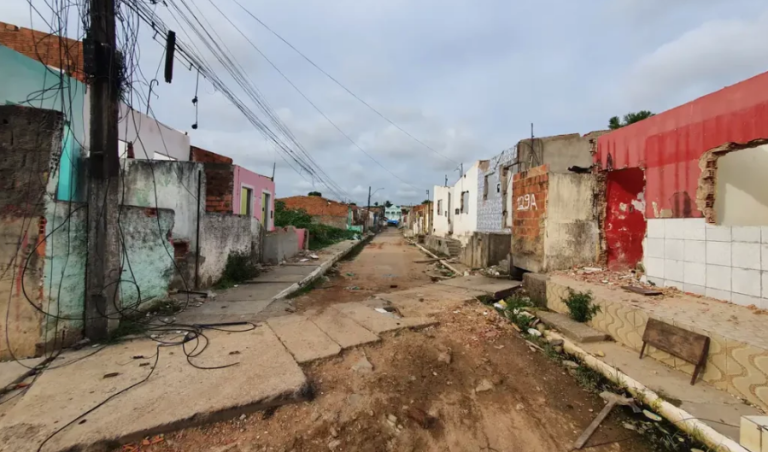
left=295, top=228, right=307, bottom=250
left=233, top=165, right=275, bottom=231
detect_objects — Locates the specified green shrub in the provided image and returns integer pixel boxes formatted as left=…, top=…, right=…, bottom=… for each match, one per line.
left=274, top=200, right=356, bottom=250
left=216, top=251, right=258, bottom=289
left=564, top=289, right=600, bottom=323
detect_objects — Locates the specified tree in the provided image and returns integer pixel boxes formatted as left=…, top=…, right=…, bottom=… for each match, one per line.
left=421, top=199, right=430, bottom=205
left=308, top=191, right=322, bottom=197
left=349, top=202, right=357, bottom=206
left=374, top=201, right=379, bottom=206
left=608, top=111, right=654, bottom=130
left=385, top=200, right=393, bottom=208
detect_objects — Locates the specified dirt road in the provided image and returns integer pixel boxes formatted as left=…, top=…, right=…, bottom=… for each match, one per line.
left=131, top=230, right=658, bottom=452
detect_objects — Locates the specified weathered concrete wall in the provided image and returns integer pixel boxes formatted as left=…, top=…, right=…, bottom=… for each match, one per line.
left=518, top=132, right=605, bottom=174
left=544, top=173, right=600, bottom=270
left=478, top=148, right=517, bottom=233
left=458, top=232, right=512, bottom=268
left=511, top=166, right=600, bottom=272
left=120, top=160, right=203, bottom=250
left=0, top=105, right=63, bottom=359
left=42, top=202, right=87, bottom=349
left=511, top=165, right=548, bottom=272
left=198, top=213, right=253, bottom=288
left=118, top=206, right=176, bottom=307
left=263, top=226, right=304, bottom=264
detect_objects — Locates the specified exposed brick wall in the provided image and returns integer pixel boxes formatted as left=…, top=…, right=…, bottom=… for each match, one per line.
left=279, top=196, right=350, bottom=218
left=190, top=146, right=233, bottom=164
left=190, top=146, right=234, bottom=213
left=511, top=164, right=548, bottom=262
left=0, top=21, right=85, bottom=82
left=203, top=163, right=234, bottom=213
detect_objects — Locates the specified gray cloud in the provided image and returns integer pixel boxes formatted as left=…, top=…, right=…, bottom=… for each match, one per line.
left=5, top=0, right=767, bottom=206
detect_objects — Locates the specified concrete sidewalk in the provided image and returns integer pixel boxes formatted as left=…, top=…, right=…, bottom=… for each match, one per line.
left=174, top=238, right=365, bottom=325
left=0, top=268, right=520, bottom=452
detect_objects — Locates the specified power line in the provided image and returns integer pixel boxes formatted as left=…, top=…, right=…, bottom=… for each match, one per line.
left=203, top=0, right=425, bottom=191
left=229, top=0, right=460, bottom=167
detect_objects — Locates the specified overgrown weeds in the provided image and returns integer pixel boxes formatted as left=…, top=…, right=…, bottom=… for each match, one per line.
left=215, top=251, right=258, bottom=289
left=564, top=289, right=600, bottom=323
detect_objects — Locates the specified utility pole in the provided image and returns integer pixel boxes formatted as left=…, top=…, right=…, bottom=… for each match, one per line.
left=444, top=174, right=447, bottom=186
left=365, top=186, right=371, bottom=233
left=86, top=0, right=121, bottom=340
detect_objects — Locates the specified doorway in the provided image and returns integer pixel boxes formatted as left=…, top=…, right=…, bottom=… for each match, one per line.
left=261, top=191, right=271, bottom=229
left=605, top=168, right=646, bottom=270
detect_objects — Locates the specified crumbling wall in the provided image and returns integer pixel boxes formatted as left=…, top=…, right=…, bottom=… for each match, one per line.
left=263, top=226, right=303, bottom=264
left=604, top=168, right=646, bottom=270
left=511, top=165, right=548, bottom=272
left=544, top=173, right=600, bottom=270
left=198, top=213, right=253, bottom=287
left=118, top=206, right=176, bottom=307
left=0, top=105, right=63, bottom=359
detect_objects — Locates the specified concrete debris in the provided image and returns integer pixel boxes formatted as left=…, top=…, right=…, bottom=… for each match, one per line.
left=351, top=355, right=374, bottom=373
left=239, top=413, right=246, bottom=421
left=535, top=323, right=547, bottom=333
left=547, top=338, right=564, bottom=347
left=562, top=360, right=579, bottom=369
left=595, top=350, right=605, bottom=357
left=475, top=379, right=494, bottom=393
left=387, top=414, right=398, bottom=424
left=642, top=409, right=662, bottom=422
left=527, top=328, right=542, bottom=337
left=437, top=350, right=452, bottom=365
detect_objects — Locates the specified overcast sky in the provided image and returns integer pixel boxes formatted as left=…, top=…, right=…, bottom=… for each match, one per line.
left=5, top=0, right=768, bottom=205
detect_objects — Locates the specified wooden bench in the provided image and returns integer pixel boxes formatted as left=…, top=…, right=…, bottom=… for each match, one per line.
left=639, top=318, right=710, bottom=385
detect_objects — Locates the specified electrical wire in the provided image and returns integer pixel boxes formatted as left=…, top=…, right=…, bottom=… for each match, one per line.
left=229, top=0, right=460, bottom=167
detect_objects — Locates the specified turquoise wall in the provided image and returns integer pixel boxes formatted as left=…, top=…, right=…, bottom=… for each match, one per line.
left=43, top=201, right=87, bottom=339
left=0, top=45, right=86, bottom=202
left=118, top=207, right=176, bottom=308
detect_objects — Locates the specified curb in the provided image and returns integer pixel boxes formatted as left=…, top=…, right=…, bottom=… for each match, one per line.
left=545, top=330, right=746, bottom=452
left=406, top=239, right=462, bottom=275
left=271, top=234, right=375, bottom=302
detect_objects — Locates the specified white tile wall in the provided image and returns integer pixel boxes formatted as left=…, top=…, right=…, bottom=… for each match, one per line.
left=645, top=238, right=664, bottom=259
left=733, top=226, right=761, bottom=243
left=684, top=262, right=706, bottom=286
left=732, top=293, right=763, bottom=308
left=645, top=218, right=768, bottom=309
left=665, top=259, right=684, bottom=282
left=733, top=242, right=761, bottom=270
left=707, top=264, right=731, bottom=290
left=706, top=241, right=731, bottom=266
left=732, top=268, right=761, bottom=297
left=684, top=240, right=706, bottom=263
left=664, top=239, right=685, bottom=261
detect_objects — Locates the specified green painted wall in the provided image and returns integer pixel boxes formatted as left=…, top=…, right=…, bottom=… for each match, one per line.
left=0, top=45, right=87, bottom=202
left=43, top=201, right=87, bottom=338
left=118, top=207, right=176, bottom=308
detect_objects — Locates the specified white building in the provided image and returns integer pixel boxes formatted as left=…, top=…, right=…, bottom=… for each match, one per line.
left=385, top=205, right=402, bottom=225
left=431, top=160, right=488, bottom=245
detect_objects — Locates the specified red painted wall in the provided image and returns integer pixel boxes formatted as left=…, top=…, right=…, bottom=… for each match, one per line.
left=605, top=169, right=646, bottom=270
left=596, top=71, right=768, bottom=219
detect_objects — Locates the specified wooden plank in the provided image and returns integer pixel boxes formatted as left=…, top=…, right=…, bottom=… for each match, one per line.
left=621, top=285, right=662, bottom=296
left=640, top=318, right=709, bottom=385
left=573, top=401, right=616, bottom=449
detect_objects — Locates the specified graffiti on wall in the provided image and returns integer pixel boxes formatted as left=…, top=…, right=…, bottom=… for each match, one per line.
left=517, top=194, right=538, bottom=211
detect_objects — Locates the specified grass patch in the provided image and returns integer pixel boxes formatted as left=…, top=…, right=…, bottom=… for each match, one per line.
left=215, top=251, right=259, bottom=289
left=564, top=289, right=600, bottom=323
left=485, top=294, right=713, bottom=452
